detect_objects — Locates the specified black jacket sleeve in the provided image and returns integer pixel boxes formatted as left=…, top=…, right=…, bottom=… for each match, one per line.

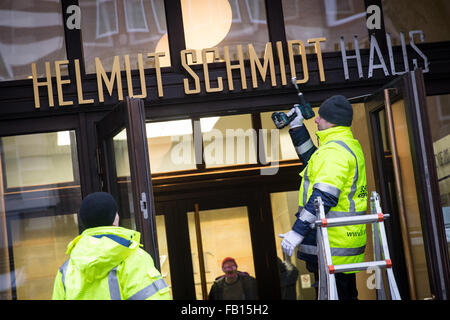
left=289, top=125, right=317, bottom=165
left=292, top=188, right=339, bottom=237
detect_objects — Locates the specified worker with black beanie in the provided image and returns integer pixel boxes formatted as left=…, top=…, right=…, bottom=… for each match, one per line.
left=52, top=192, right=171, bottom=300
left=79, top=192, right=119, bottom=229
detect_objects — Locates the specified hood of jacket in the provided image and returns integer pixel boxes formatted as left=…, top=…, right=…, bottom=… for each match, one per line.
left=66, top=226, right=141, bottom=282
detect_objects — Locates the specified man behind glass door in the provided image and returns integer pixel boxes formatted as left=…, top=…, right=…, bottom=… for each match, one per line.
left=279, top=96, right=368, bottom=300
left=52, top=192, right=171, bottom=300
left=208, top=257, right=258, bottom=300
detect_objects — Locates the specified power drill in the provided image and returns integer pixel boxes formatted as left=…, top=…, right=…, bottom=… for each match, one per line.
left=272, top=77, right=315, bottom=129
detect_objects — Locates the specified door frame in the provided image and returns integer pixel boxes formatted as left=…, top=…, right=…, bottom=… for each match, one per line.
left=365, top=70, right=450, bottom=299
left=96, top=97, right=160, bottom=268
left=155, top=184, right=284, bottom=300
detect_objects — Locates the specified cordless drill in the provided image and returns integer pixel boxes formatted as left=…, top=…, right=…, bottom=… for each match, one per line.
left=272, top=77, right=315, bottom=129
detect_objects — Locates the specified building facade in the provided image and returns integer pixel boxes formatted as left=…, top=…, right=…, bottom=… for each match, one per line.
left=0, top=0, right=449, bottom=300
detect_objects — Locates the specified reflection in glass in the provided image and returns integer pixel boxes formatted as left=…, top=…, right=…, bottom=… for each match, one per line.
left=201, top=114, right=257, bottom=168
left=426, top=95, right=450, bottom=252
left=155, top=214, right=172, bottom=296
left=282, top=0, right=368, bottom=52
left=377, top=100, right=432, bottom=299
left=187, top=206, right=255, bottom=300
left=270, top=191, right=315, bottom=300
left=112, top=129, right=136, bottom=230
left=80, top=0, right=170, bottom=73
left=10, top=215, right=79, bottom=300
left=146, top=120, right=196, bottom=174
left=383, top=0, right=450, bottom=44
left=180, top=0, right=270, bottom=64
left=1, top=131, right=77, bottom=189
left=0, top=1, right=67, bottom=81
left=0, top=131, right=82, bottom=300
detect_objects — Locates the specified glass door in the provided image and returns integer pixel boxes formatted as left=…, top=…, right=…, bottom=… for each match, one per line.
left=96, top=97, right=160, bottom=268
left=0, top=130, right=82, bottom=300
left=365, top=70, right=450, bottom=300
left=186, top=204, right=256, bottom=300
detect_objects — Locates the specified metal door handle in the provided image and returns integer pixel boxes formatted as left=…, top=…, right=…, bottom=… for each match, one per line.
left=140, top=192, right=148, bottom=219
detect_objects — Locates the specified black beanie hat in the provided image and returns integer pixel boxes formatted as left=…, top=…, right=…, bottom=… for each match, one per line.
left=79, top=192, right=118, bottom=229
left=318, top=95, right=353, bottom=127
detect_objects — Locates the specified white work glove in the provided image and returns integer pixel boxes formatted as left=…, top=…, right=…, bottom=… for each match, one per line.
left=278, top=230, right=304, bottom=257
left=286, top=105, right=304, bottom=129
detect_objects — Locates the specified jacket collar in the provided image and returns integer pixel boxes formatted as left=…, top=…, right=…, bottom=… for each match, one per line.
left=66, top=226, right=141, bottom=254
left=315, top=126, right=353, bottom=145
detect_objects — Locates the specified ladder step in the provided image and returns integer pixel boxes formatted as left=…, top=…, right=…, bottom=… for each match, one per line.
left=333, top=260, right=390, bottom=273
left=315, top=213, right=389, bottom=228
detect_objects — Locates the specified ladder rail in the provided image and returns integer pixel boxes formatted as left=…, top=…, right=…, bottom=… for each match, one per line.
left=314, top=192, right=401, bottom=300
left=316, top=197, right=338, bottom=300
left=371, top=194, right=387, bottom=300
left=314, top=213, right=390, bottom=227
left=333, top=260, right=391, bottom=273
left=372, top=192, right=402, bottom=300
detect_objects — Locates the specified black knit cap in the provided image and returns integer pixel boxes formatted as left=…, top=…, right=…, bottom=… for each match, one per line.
left=79, top=192, right=118, bottom=229
left=318, top=95, right=353, bottom=127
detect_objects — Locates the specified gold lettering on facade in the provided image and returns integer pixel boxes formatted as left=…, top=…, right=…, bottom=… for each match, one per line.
left=74, top=59, right=94, bottom=104
left=32, top=62, right=54, bottom=108
left=55, top=60, right=73, bottom=106
left=288, top=40, right=309, bottom=84
left=248, top=43, right=276, bottom=88
left=95, top=56, right=123, bottom=103
left=307, top=38, right=326, bottom=82
left=30, top=32, right=428, bottom=109
left=181, top=50, right=201, bottom=94
left=202, top=48, right=223, bottom=93
left=124, top=54, right=147, bottom=99
left=276, top=41, right=287, bottom=86
left=148, top=52, right=165, bottom=97
left=224, top=45, right=247, bottom=91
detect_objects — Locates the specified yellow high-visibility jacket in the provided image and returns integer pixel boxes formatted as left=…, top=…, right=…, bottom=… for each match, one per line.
left=293, top=126, right=368, bottom=268
left=52, top=226, right=171, bottom=300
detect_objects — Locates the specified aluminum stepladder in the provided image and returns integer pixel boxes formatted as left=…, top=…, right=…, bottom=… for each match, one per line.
left=315, top=191, right=401, bottom=300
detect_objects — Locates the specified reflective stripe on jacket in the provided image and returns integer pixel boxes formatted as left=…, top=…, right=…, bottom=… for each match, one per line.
left=297, top=126, right=368, bottom=268
left=52, top=226, right=171, bottom=300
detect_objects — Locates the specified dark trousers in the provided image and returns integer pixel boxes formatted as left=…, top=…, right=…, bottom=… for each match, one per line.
left=306, top=261, right=358, bottom=300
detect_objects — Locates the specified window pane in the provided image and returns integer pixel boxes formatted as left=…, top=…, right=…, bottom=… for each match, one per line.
left=155, top=215, right=172, bottom=297
left=260, top=108, right=319, bottom=162
left=201, top=114, right=257, bottom=168
left=146, top=120, right=196, bottom=174
left=0, top=0, right=67, bottom=81
left=383, top=0, right=450, bottom=44
left=270, top=191, right=315, bottom=300
left=426, top=94, right=450, bottom=253
left=112, top=129, right=137, bottom=230
left=378, top=99, right=432, bottom=299
left=282, top=0, right=369, bottom=52
left=0, top=131, right=82, bottom=300
left=80, top=0, right=170, bottom=73
left=187, top=206, right=255, bottom=300
left=181, top=0, right=270, bottom=63
left=1, top=131, right=78, bottom=189
left=10, top=215, right=79, bottom=300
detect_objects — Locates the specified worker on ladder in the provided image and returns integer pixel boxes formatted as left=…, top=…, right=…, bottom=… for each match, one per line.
left=279, top=95, right=368, bottom=300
